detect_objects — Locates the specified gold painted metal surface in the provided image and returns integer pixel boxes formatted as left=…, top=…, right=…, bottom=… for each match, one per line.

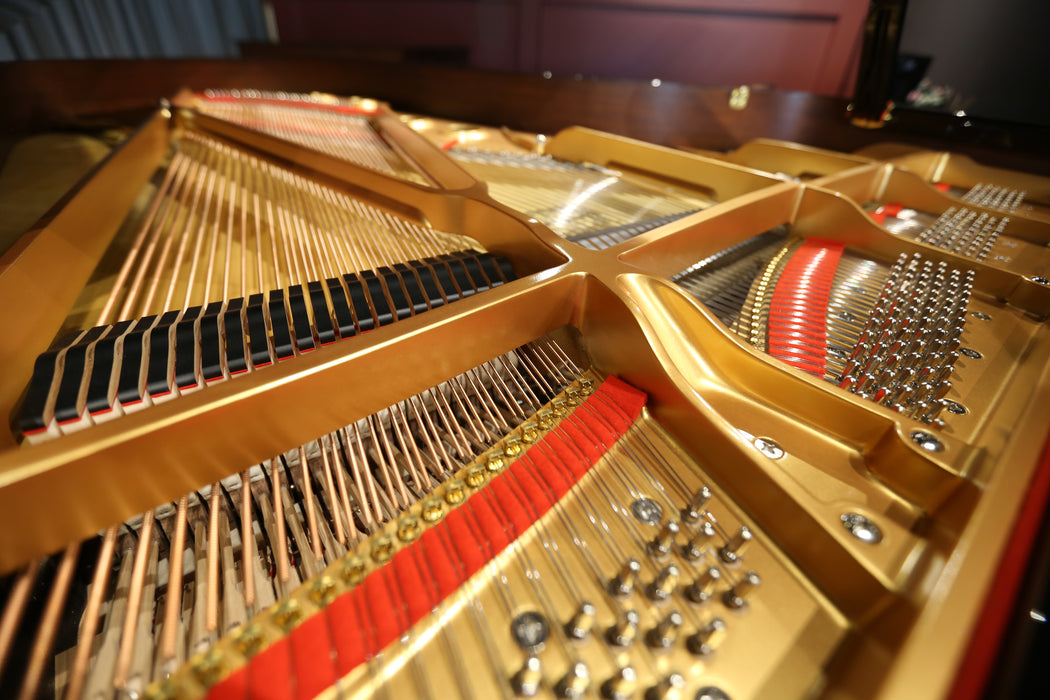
left=0, top=101, right=1048, bottom=700
left=879, top=149, right=1050, bottom=210
left=691, top=138, right=876, bottom=182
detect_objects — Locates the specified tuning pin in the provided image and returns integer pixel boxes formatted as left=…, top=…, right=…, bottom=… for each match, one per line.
left=555, top=662, right=590, bottom=698
left=512, top=656, right=543, bottom=697
left=943, top=335, right=961, bottom=356
left=647, top=564, right=680, bottom=601
left=682, top=521, right=716, bottom=560
left=565, top=601, right=597, bottom=640
left=647, top=610, right=684, bottom=648
left=645, top=673, right=686, bottom=700
left=930, top=380, right=952, bottom=401
left=601, top=667, right=637, bottom=700
left=685, top=566, right=722, bottom=603
left=857, top=372, right=878, bottom=394
left=719, top=525, right=752, bottom=563
left=609, top=558, right=642, bottom=597
left=909, top=400, right=929, bottom=421
left=606, top=609, right=640, bottom=647
left=923, top=401, right=947, bottom=423
left=649, top=520, right=680, bottom=557
left=933, top=362, right=956, bottom=385
left=681, top=486, right=712, bottom=522
left=723, top=571, right=761, bottom=609
left=687, top=618, right=728, bottom=656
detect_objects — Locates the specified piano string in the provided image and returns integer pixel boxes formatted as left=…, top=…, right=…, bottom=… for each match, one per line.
left=17, top=128, right=514, bottom=443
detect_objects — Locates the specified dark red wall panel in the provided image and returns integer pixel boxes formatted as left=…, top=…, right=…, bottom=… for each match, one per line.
left=270, top=0, right=866, bottom=96
left=538, top=6, right=834, bottom=92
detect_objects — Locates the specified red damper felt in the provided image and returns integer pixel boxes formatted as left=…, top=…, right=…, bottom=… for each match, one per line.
left=511, top=458, right=557, bottom=511
left=546, top=430, right=592, bottom=479
left=326, top=593, right=367, bottom=676
left=247, top=634, right=295, bottom=700
left=557, top=421, right=604, bottom=464
left=409, top=541, right=441, bottom=609
left=486, top=476, right=533, bottom=536
left=290, top=613, right=337, bottom=700
left=444, top=508, right=487, bottom=577
left=371, top=566, right=406, bottom=651
left=766, top=239, right=845, bottom=377
left=206, top=667, right=248, bottom=700
left=525, top=451, right=573, bottom=498
left=391, top=545, right=433, bottom=624
left=418, top=528, right=461, bottom=598
left=597, top=375, right=648, bottom=421
left=206, top=376, right=649, bottom=699
left=465, top=491, right=513, bottom=553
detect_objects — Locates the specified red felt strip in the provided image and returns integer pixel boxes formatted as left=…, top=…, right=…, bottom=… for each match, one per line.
left=419, top=528, right=460, bottom=598
left=598, top=383, right=641, bottom=433
left=487, top=477, right=533, bottom=536
left=410, top=541, right=440, bottom=609
left=935, top=182, right=952, bottom=193
left=537, top=440, right=581, bottom=485
left=326, top=593, right=367, bottom=676
left=558, top=421, right=603, bottom=463
left=247, top=635, right=295, bottom=700
left=571, top=402, right=610, bottom=438
left=599, top=376, right=648, bottom=418
left=768, top=326, right=828, bottom=342
left=207, top=667, right=248, bottom=700
left=881, top=203, right=904, bottom=217
left=492, top=475, right=539, bottom=532
left=468, top=490, right=514, bottom=553
left=290, top=614, right=337, bottom=700
left=513, top=458, right=557, bottom=511
left=458, top=497, right=499, bottom=560
left=367, top=567, right=403, bottom=652
left=434, top=520, right=471, bottom=583
left=567, top=411, right=615, bottom=455
left=382, top=566, right=409, bottom=650
left=204, top=376, right=646, bottom=700
left=354, top=585, right=378, bottom=661
left=766, top=239, right=845, bottom=377
left=445, top=509, right=487, bottom=576
left=580, top=402, right=622, bottom=439
left=527, top=450, right=573, bottom=497
left=392, top=545, right=432, bottom=623
left=547, top=430, right=592, bottom=480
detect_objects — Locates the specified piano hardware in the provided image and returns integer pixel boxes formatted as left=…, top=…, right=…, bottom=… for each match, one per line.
left=855, top=144, right=1050, bottom=222
left=1, top=91, right=1050, bottom=700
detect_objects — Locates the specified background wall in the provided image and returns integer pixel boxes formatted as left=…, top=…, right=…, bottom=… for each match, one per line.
left=0, top=0, right=868, bottom=97
left=271, top=0, right=869, bottom=97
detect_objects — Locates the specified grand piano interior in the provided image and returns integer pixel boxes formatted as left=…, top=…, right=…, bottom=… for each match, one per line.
left=1, top=2, right=1049, bottom=700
